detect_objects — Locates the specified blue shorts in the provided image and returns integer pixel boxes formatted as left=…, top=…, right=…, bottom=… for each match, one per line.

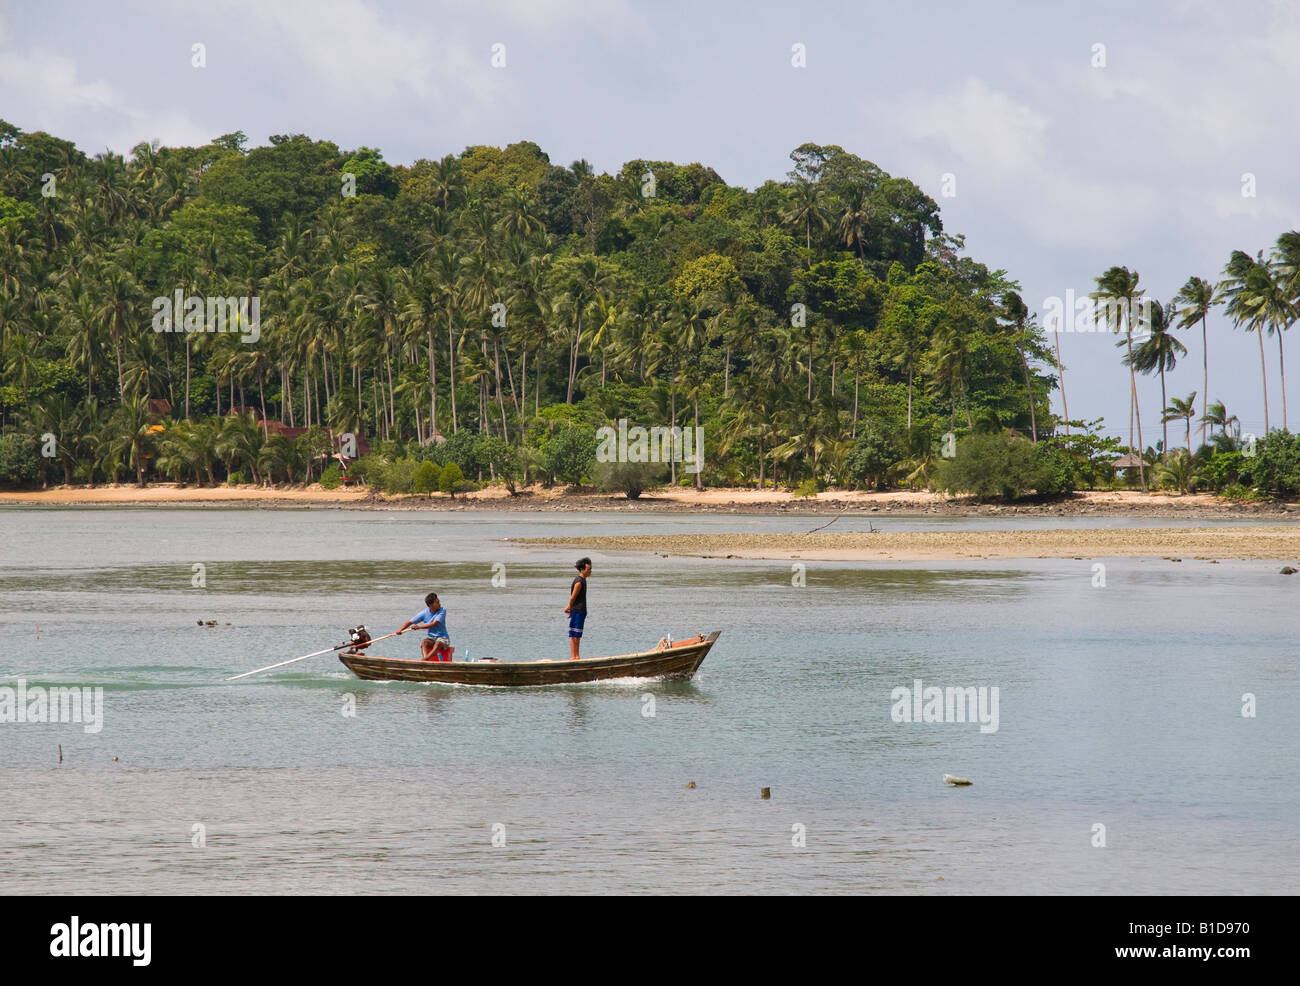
left=568, top=612, right=586, bottom=638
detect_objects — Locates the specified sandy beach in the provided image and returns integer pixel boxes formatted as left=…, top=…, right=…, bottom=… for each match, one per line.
left=3, top=483, right=1298, bottom=519
left=516, top=526, right=1300, bottom=562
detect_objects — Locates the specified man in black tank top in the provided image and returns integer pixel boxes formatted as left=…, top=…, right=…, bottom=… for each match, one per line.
left=564, top=557, right=592, bottom=660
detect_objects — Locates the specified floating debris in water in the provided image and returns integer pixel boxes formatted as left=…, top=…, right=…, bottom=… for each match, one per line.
left=760, top=787, right=771, bottom=799
left=943, top=774, right=972, bottom=786
left=685, top=780, right=696, bottom=789
left=1281, top=566, right=1297, bottom=575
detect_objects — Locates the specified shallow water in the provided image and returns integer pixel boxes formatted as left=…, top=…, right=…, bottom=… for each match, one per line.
left=1, top=508, right=1296, bottom=894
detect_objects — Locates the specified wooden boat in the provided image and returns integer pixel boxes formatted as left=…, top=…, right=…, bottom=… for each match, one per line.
left=339, top=631, right=720, bottom=686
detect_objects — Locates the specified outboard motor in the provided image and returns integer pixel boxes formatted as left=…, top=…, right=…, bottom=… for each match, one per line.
left=347, top=625, right=372, bottom=650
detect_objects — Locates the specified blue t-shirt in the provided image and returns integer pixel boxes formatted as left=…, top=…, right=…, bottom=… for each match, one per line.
left=412, top=606, right=449, bottom=641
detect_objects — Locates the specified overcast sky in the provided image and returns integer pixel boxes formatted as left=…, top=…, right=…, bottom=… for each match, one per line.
left=3, top=0, right=1297, bottom=442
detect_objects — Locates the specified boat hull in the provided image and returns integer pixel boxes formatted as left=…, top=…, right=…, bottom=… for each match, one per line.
left=339, top=631, right=719, bottom=686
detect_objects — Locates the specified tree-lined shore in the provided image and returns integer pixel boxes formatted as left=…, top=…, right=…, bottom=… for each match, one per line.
left=1, top=122, right=1297, bottom=501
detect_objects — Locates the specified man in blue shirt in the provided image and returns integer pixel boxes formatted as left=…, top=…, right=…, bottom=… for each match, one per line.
left=397, top=592, right=452, bottom=661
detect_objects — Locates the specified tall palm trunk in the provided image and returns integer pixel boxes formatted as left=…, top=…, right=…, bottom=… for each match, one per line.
left=1200, top=314, right=1208, bottom=449
left=428, top=328, right=438, bottom=441
left=693, top=394, right=702, bottom=490
left=493, top=339, right=509, bottom=442
left=566, top=311, right=581, bottom=404
left=669, top=380, right=677, bottom=486
left=1053, top=327, right=1069, bottom=438
left=1277, top=329, right=1287, bottom=432
left=1018, top=349, right=1037, bottom=441
left=852, top=369, right=860, bottom=437
left=1125, top=330, right=1147, bottom=491
left=1158, top=363, right=1168, bottom=452
left=385, top=344, right=395, bottom=435
left=447, top=307, right=458, bottom=434
left=1257, top=327, right=1270, bottom=434
left=519, top=348, right=528, bottom=426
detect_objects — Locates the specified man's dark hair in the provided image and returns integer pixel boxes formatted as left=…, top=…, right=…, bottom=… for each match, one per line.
left=425, top=592, right=439, bottom=606
left=575, top=557, right=591, bottom=572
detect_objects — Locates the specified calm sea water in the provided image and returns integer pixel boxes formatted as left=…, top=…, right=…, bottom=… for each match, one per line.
left=1, top=507, right=1296, bottom=894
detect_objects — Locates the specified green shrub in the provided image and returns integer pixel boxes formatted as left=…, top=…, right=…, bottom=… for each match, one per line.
left=794, top=478, right=819, bottom=498
left=438, top=462, right=469, bottom=497
left=412, top=460, right=438, bottom=494
left=380, top=457, right=418, bottom=494
left=1031, top=441, right=1077, bottom=496
left=1241, top=431, right=1300, bottom=498
left=1221, top=482, right=1266, bottom=501
left=1199, top=450, right=1244, bottom=493
left=0, top=433, right=39, bottom=487
left=846, top=429, right=901, bottom=490
left=349, top=454, right=383, bottom=484
left=594, top=460, right=665, bottom=499
left=319, top=463, right=341, bottom=490
left=935, top=431, right=1069, bottom=500
left=543, top=426, right=597, bottom=485
left=227, top=470, right=246, bottom=485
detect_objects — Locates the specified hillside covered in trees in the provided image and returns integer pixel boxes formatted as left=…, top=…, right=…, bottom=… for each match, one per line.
left=1, top=122, right=1079, bottom=494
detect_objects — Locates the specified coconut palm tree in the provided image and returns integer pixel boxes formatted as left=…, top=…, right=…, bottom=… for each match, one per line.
left=1125, top=300, right=1186, bottom=453
left=1219, top=250, right=1283, bottom=433
left=784, top=177, right=828, bottom=255
left=1162, top=393, right=1198, bottom=464
left=103, top=395, right=156, bottom=487
left=834, top=185, right=872, bottom=259
left=1173, top=276, right=1215, bottom=449
left=1092, top=266, right=1147, bottom=490
left=929, top=319, right=973, bottom=430
left=1000, top=291, right=1039, bottom=441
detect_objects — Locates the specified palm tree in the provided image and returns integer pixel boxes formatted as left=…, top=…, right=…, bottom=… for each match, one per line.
left=1219, top=250, right=1283, bottom=433
left=104, top=396, right=156, bottom=487
left=1173, top=275, right=1215, bottom=448
left=1125, top=300, right=1185, bottom=453
left=1162, top=393, right=1198, bottom=465
left=834, top=185, right=871, bottom=259
left=427, top=244, right=462, bottom=433
left=216, top=412, right=266, bottom=484
left=1092, top=266, right=1147, bottom=490
left=1000, top=291, right=1039, bottom=441
left=1272, top=231, right=1300, bottom=425
left=2, top=330, right=39, bottom=411
left=784, top=177, right=828, bottom=254
left=401, top=265, right=441, bottom=442
left=557, top=256, right=615, bottom=404
left=930, top=319, right=973, bottom=430
left=93, top=262, right=143, bottom=401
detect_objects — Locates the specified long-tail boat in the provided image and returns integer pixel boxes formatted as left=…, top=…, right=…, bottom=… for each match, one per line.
left=339, top=631, right=720, bottom=686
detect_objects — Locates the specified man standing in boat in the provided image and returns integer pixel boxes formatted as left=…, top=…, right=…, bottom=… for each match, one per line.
left=564, top=558, right=591, bottom=660
left=397, top=592, right=452, bottom=662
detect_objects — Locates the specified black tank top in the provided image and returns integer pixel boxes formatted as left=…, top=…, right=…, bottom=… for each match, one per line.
left=570, top=575, right=587, bottom=613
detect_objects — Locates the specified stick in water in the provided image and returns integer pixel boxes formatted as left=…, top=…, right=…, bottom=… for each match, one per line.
left=227, top=632, right=400, bottom=681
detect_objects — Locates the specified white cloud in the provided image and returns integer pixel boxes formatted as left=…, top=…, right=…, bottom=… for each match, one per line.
left=895, top=76, right=1048, bottom=174
left=206, top=0, right=449, bottom=104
